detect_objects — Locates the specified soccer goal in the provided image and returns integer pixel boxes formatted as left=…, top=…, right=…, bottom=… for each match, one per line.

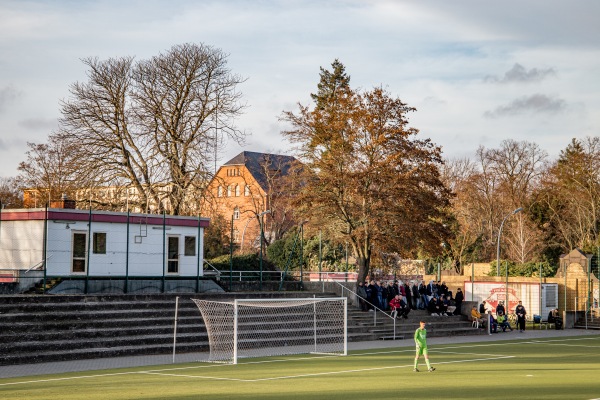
left=191, top=297, right=347, bottom=364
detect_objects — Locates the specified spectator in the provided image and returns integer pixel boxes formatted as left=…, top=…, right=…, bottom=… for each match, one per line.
left=419, top=281, right=428, bottom=310
left=488, top=311, right=498, bottom=334
left=390, top=295, right=410, bottom=319
left=548, top=308, right=563, bottom=330
left=515, top=301, right=527, bottom=332
left=454, top=288, right=464, bottom=315
left=357, top=281, right=368, bottom=312
left=381, top=281, right=389, bottom=311
left=471, top=305, right=484, bottom=327
left=439, top=281, right=448, bottom=298
left=404, top=282, right=413, bottom=310
left=496, top=301, right=506, bottom=317
left=365, top=281, right=375, bottom=311
left=411, top=281, right=420, bottom=310
left=428, top=297, right=442, bottom=316
left=375, top=281, right=384, bottom=310
left=479, top=300, right=488, bottom=314
left=497, top=310, right=513, bottom=332
left=438, top=295, right=450, bottom=316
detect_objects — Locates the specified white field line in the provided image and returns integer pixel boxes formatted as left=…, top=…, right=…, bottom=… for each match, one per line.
left=140, top=356, right=516, bottom=382
left=527, top=341, right=600, bottom=348
left=0, top=371, right=140, bottom=387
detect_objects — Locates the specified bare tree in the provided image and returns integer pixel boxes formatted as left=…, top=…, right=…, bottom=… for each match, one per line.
left=17, top=138, right=80, bottom=206
left=56, top=43, right=246, bottom=215
left=0, top=177, right=23, bottom=208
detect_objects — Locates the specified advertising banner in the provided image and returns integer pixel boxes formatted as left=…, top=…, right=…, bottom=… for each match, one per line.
left=465, top=281, right=558, bottom=317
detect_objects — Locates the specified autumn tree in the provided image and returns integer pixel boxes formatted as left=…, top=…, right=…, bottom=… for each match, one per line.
left=55, top=43, right=246, bottom=215
left=535, top=137, right=600, bottom=254
left=281, top=61, right=451, bottom=283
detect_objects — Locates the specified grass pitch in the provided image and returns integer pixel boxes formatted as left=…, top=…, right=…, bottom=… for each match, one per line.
left=1, top=335, right=599, bottom=400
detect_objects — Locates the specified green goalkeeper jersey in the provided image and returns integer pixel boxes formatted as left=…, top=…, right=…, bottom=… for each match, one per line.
left=414, top=327, right=427, bottom=347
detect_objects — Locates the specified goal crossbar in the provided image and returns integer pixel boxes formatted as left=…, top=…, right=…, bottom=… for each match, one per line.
left=192, top=297, right=347, bottom=364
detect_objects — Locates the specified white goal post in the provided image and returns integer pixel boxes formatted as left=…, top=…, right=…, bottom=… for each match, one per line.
left=191, top=297, right=347, bottom=364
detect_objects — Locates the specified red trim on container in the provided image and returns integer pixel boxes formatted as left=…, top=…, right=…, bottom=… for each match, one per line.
left=0, top=209, right=210, bottom=227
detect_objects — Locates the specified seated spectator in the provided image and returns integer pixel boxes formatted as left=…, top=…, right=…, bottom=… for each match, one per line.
left=496, top=301, right=506, bottom=316
left=397, top=297, right=411, bottom=319
left=471, top=306, right=484, bottom=327
left=439, top=295, right=450, bottom=316
left=488, top=312, right=498, bottom=333
left=390, top=295, right=410, bottom=319
left=548, top=308, right=563, bottom=329
left=497, top=310, right=513, bottom=332
left=428, top=297, right=442, bottom=316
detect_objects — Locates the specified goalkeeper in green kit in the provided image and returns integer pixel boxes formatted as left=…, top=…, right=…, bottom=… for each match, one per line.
left=414, top=321, right=435, bottom=372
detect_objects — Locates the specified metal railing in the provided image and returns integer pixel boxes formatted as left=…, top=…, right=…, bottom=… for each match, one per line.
left=331, top=281, right=398, bottom=340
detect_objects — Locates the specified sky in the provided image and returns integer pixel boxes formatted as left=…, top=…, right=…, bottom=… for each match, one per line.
left=1, top=0, right=599, bottom=178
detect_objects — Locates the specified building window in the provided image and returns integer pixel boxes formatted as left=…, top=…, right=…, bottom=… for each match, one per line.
left=167, top=236, right=179, bottom=273
left=227, top=185, right=232, bottom=197
left=72, top=232, right=87, bottom=273
left=184, top=236, right=196, bottom=256
left=93, top=232, right=106, bottom=254
left=217, top=186, right=223, bottom=197
left=244, top=185, right=250, bottom=196
left=235, top=184, right=240, bottom=197
left=233, top=228, right=240, bottom=243
left=233, top=207, right=240, bottom=220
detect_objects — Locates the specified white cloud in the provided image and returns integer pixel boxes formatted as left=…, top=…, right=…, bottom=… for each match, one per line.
left=484, top=63, right=556, bottom=84
left=484, top=94, right=567, bottom=118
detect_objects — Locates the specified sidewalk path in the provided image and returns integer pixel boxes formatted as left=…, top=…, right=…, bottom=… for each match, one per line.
left=1, top=328, right=598, bottom=379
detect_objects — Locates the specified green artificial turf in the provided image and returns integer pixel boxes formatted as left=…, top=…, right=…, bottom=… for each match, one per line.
left=1, top=335, right=599, bottom=400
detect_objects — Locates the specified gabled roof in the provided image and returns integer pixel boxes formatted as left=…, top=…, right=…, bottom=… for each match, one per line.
left=223, top=151, right=297, bottom=191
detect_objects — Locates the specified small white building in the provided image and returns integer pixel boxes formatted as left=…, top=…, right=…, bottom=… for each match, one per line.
left=0, top=205, right=210, bottom=292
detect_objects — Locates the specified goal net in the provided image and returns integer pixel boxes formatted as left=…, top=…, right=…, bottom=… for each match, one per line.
left=191, top=297, right=347, bottom=364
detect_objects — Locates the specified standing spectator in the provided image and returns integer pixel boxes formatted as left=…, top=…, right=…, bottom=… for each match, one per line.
left=515, top=301, right=527, bottom=332
left=454, top=288, right=464, bottom=315
left=419, top=280, right=428, bottom=309
left=356, top=281, right=368, bottom=312
left=439, top=281, right=448, bottom=298
left=479, top=300, right=488, bottom=314
left=411, top=281, right=420, bottom=310
left=398, top=281, right=407, bottom=304
left=386, top=281, right=396, bottom=309
left=413, top=321, right=435, bottom=372
left=404, top=282, right=412, bottom=310
left=365, top=281, right=375, bottom=311
left=375, top=281, right=384, bottom=310
left=381, top=281, right=389, bottom=311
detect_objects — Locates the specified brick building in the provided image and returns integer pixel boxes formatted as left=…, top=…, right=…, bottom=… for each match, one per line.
left=204, top=151, right=297, bottom=250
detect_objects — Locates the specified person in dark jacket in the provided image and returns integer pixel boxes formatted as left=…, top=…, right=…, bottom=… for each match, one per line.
left=357, top=281, right=368, bottom=311
left=411, top=282, right=420, bottom=309
left=404, top=282, right=412, bottom=310
left=428, top=297, right=441, bottom=316
left=515, top=301, right=527, bottom=332
left=454, top=288, right=464, bottom=315
left=419, top=281, right=428, bottom=309
left=496, top=301, right=506, bottom=316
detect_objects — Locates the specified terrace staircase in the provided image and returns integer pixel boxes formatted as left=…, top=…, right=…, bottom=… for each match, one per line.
left=574, top=314, right=600, bottom=330
left=0, top=294, right=482, bottom=366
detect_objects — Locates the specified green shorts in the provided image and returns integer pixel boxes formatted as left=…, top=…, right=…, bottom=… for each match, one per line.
left=415, top=345, right=428, bottom=356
